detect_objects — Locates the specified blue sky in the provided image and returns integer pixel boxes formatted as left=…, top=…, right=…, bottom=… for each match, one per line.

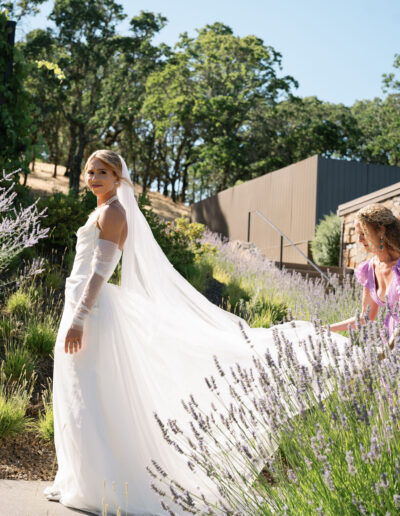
left=17, top=0, right=400, bottom=106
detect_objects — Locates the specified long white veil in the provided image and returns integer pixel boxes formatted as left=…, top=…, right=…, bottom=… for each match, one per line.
left=116, top=155, right=247, bottom=332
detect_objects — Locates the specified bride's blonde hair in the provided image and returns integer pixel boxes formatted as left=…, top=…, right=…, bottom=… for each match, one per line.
left=83, top=150, right=134, bottom=191
left=355, top=203, right=400, bottom=253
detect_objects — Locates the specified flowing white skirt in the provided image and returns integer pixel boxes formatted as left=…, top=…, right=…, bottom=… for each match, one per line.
left=44, top=279, right=351, bottom=516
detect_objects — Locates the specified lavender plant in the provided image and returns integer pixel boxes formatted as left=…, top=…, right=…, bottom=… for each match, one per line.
left=200, top=229, right=360, bottom=325
left=146, top=231, right=400, bottom=515
left=0, top=169, right=49, bottom=277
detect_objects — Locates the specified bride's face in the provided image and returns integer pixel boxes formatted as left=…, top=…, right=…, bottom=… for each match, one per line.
left=86, top=158, right=118, bottom=196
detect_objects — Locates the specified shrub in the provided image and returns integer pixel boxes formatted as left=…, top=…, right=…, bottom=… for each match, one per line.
left=35, top=379, right=54, bottom=441
left=184, top=261, right=214, bottom=293
left=0, top=363, right=35, bottom=439
left=221, top=278, right=251, bottom=311
left=24, top=319, right=56, bottom=356
left=36, top=188, right=96, bottom=256
left=45, top=269, right=64, bottom=290
left=0, top=317, right=17, bottom=339
left=0, top=169, right=49, bottom=274
left=3, top=342, right=36, bottom=382
left=150, top=314, right=400, bottom=515
left=137, top=191, right=216, bottom=279
left=311, top=212, right=341, bottom=266
left=246, top=296, right=288, bottom=328
left=5, top=289, right=33, bottom=318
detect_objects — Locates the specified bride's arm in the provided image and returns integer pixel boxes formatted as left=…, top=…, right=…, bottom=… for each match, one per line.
left=328, top=286, right=378, bottom=332
left=65, top=206, right=125, bottom=354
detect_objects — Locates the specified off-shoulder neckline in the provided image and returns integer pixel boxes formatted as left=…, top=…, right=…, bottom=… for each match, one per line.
left=370, top=256, right=400, bottom=305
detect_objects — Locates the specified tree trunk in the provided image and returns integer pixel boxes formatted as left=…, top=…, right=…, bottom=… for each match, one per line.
left=171, top=179, right=176, bottom=203
left=65, top=126, right=77, bottom=177
left=53, top=119, right=60, bottom=178
left=162, top=181, right=169, bottom=197
left=23, top=173, right=28, bottom=186
left=31, top=153, right=36, bottom=173
left=179, top=164, right=189, bottom=203
left=69, top=130, right=86, bottom=195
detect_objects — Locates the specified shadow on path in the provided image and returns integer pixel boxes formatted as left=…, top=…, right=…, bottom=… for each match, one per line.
left=0, top=480, right=96, bottom=516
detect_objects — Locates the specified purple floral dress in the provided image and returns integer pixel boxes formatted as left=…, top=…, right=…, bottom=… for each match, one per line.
left=354, top=257, right=400, bottom=339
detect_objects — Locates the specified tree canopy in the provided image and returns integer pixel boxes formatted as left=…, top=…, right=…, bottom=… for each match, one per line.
left=6, top=1, right=400, bottom=201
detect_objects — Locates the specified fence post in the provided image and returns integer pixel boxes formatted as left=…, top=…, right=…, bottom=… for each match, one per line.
left=279, top=235, right=283, bottom=270
left=247, top=211, right=251, bottom=242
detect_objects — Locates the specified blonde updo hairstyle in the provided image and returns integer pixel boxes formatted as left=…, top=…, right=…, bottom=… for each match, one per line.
left=83, top=150, right=135, bottom=191
left=355, top=203, right=400, bottom=254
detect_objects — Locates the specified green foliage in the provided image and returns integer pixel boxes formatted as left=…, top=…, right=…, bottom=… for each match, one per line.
left=251, top=96, right=362, bottom=173
left=44, top=268, right=64, bottom=290
left=3, top=341, right=36, bottom=382
left=246, top=296, right=288, bottom=328
left=35, top=379, right=54, bottom=441
left=259, top=386, right=400, bottom=515
left=5, top=289, right=33, bottom=318
left=0, top=13, right=36, bottom=174
left=0, top=317, right=16, bottom=339
left=184, top=261, right=214, bottom=294
left=23, top=318, right=56, bottom=356
left=0, top=363, right=34, bottom=439
left=222, top=278, right=251, bottom=311
left=0, top=1, right=47, bottom=21
left=137, top=191, right=214, bottom=278
left=142, top=22, right=298, bottom=199
left=311, top=212, right=341, bottom=266
left=36, top=189, right=96, bottom=255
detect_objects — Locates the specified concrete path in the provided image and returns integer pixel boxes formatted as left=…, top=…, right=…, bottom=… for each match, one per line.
left=0, top=480, right=97, bottom=516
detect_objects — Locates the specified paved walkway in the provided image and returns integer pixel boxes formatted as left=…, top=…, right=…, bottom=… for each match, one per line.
left=0, top=480, right=97, bottom=516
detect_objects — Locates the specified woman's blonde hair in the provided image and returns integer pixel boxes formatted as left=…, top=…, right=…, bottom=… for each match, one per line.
left=83, top=150, right=134, bottom=191
left=355, top=203, right=400, bottom=253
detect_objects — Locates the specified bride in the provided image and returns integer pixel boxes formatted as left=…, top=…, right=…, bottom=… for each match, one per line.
left=43, top=150, right=351, bottom=515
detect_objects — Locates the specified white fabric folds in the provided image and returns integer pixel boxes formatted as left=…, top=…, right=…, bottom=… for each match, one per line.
left=71, top=238, right=122, bottom=330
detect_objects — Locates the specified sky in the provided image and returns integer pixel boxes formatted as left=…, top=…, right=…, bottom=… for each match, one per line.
left=16, top=0, right=400, bottom=106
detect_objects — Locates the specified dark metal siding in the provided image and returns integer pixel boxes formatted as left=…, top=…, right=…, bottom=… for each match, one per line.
left=316, top=157, right=400, bottom=225
left=191, top=155, right=400, bottom=264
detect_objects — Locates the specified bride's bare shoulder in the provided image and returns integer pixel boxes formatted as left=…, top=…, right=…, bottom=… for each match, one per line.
left=97, top=202, right=127, bottom=234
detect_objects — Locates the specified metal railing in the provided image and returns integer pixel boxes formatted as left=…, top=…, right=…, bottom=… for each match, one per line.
left=247, top=209, right=332, bottom=285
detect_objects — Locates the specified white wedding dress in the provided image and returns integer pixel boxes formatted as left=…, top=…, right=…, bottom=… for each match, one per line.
left=44, top=208, right=351, bottom=516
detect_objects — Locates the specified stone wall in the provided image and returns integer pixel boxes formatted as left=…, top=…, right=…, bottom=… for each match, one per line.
left=338, top=182, right=400, bottom=269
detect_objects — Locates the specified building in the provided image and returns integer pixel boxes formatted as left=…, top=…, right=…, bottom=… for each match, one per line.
left=338, top=182, right=400, bottom=268
left=191, top=155, right=400, bottom=264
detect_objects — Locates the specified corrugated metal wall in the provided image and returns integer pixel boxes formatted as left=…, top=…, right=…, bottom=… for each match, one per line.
left=191, top=155, right=318, bottom=263
left=191, top=155, right=400, bottom=264
left=316, top=157, right=400, bottom=224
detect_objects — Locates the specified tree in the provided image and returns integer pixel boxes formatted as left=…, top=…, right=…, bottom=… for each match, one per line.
left=142, top=49, right=197, bottom=202
left=0, top=0, right=46, bottom=21
left=143, top=22, right=297, bottom=202
left=350, top=54, right=400, bottom=167
left=23, top=0, right=164, bottom=193
left=0, top=11, right=36, bottom=174
left=190, top=23, right=297, bottom=193
left=21, top=29, right=67, bottom=176
left=105, top=12, right=168, bottom=192
left=249, top=96, right=361, bottom=174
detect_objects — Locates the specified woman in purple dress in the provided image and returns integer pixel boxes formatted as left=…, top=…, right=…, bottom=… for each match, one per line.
left=329, top=203, right=400, bottom=351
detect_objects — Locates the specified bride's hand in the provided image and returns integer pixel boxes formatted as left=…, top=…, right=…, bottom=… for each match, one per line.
left=65, top=327, right=83, bottom=354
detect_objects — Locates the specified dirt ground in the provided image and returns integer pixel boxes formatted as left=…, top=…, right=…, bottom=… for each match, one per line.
left=21, top=162, right=191, bottom=222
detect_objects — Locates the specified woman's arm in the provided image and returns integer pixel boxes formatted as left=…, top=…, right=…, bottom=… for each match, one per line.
left=329, top=286, right=379, bottom=332
left=64, top=206, right=126, bottom=354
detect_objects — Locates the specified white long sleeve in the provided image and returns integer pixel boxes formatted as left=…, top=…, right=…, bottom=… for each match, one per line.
left=70, top=238, right=121, bottom=330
